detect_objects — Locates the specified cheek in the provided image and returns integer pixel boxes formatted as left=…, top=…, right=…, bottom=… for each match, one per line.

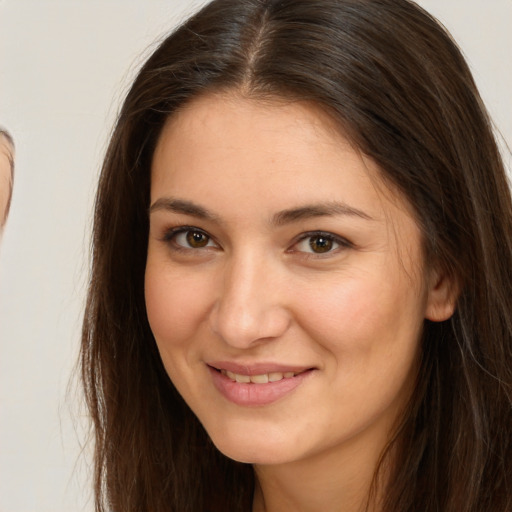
left=299, top=272, right=425, bottom=433
left=298, top=265, right=426, bottom=365
left=144, top=262, right=211, bottom=352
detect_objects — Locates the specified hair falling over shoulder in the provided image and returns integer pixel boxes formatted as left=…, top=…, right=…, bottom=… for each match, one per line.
left=81, top=0, right=512, bottom=510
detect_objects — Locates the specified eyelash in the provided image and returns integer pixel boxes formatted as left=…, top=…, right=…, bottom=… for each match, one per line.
left=161, top=226, right=218, bottom=253
left=290, top=231, right=353, bottom=257
left=161, top=226, right=353, bottom=256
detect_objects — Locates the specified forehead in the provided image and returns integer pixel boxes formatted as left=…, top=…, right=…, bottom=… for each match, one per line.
left=161, top=93, right=349, bottom=160
left=151, top=92, right=414, bottom=222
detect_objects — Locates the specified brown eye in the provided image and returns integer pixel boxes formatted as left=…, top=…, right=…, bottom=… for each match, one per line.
left=185, top=230, right=210, bottom=248
left=293, top=231, right=349, bottom=256
left=309, top=235, right=334, bottom=253
left=167, top=228, right=216, bottom=250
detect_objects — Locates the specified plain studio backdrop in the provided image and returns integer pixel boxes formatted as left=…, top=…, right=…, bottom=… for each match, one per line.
left=0, top=1, right=510, bottom=511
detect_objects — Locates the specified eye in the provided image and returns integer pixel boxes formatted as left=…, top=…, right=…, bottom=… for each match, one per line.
left=180, top=230, right=211, bottom=248
left=292, top=232, right=350, bottom=255
left=163, top=227, right=217, bottom=250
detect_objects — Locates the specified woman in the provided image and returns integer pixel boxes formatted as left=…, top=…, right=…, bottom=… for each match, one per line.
left=81, top=0, right=512, bottom=510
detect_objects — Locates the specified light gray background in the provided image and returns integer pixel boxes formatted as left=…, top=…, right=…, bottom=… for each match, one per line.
left=0, top=1, right=510, bottom=511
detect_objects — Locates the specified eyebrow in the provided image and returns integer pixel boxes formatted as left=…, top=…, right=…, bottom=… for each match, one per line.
left=149, top=197, right=373, bottom=224
left=149, top=198, right=220, bottom=221
left=271, top=202, right=374, bottom=226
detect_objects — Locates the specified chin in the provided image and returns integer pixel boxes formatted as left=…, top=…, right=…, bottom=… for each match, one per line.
left=215, top=443, right=292, bottom=465
left=207, top=426, right=299, bottom=465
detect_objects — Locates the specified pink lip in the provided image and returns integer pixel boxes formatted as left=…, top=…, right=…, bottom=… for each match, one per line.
left=207, top=363, right=314, bottom=407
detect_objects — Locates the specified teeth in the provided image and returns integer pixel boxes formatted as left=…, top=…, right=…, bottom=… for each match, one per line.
left=221, top=370, right=299, bottom=383
left=250, top=374, right=269, bottom=384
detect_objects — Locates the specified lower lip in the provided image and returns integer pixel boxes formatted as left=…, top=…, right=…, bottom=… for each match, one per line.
left=208, top=366, right=313, bottom=407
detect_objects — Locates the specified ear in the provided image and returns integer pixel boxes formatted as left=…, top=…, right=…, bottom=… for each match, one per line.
left=425, top=268, right=459, bottom=322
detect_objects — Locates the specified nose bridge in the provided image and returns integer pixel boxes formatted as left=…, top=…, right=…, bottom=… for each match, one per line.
left=211, top=247, right=290, bottom=347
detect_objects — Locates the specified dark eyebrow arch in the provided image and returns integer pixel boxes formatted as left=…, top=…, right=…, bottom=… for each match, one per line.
left=149, top=197, right=373, bottom=225
left=149, top=197, right=219, bottom=222
left=272, top=202, right=374, bottom=226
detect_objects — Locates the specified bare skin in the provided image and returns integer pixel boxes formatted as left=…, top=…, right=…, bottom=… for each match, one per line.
left=0, top=134, right=14, bottom=231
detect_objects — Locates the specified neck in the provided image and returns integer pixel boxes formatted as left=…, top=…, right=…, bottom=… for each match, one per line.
left=252, top=427, right=394, bottom=512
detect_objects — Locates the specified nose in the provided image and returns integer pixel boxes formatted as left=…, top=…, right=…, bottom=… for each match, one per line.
left=209, top=252, right=291, bottom=349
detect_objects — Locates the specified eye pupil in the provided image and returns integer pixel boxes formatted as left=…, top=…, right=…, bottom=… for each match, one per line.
left=186, top=230, right=209, bottom=248
left=310, top=236, right=333, bottom=253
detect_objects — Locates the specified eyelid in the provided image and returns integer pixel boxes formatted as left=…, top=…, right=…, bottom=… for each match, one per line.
left=289, top=230, right=353, bottom=255
left=161, top=225, right=200, bottom=241
left=161, top=225, right=219, bottom=250
left=159, top=226, right=352, bottom=256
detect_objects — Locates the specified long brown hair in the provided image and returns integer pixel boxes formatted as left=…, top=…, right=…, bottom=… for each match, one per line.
left=81, top=0, right=512, bottom=510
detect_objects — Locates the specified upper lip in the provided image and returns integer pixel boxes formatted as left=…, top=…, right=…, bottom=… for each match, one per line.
left=207, top=361, right=314, bottom=376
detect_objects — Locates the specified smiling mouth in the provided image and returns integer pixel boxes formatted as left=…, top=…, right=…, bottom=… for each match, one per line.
left=208, top=365, right=314, bottom=406
left=219, top=369, right=306, bottom=384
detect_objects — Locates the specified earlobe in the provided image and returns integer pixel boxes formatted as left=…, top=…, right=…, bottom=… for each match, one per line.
left=425, top=269, right=459, bottom=322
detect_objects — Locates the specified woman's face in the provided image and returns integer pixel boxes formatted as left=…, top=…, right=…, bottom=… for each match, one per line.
left=145, top=93, right=453, bottom=466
